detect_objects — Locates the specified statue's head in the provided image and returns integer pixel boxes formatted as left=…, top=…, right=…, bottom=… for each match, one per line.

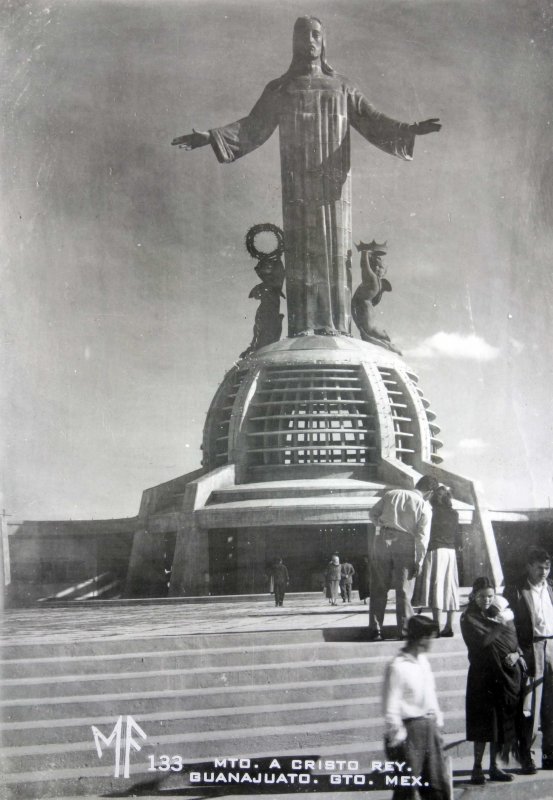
left=291, top=16, right=334, bottom=75
left=366, top=240, right=387, bottom=274
left=255, top=255, right=285, bottom=289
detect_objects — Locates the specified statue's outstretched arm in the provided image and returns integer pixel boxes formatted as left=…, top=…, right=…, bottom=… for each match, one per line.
left=410, top=118, right=442, bottom=135
left=172, top=82, right=278, bottom=162
left=171, top=129, right=211, bottom=149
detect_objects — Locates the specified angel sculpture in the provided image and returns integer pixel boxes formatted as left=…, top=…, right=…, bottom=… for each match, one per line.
left=351, top=240, right=402, bottom=355
left=240, top=224, right=286, bottom=359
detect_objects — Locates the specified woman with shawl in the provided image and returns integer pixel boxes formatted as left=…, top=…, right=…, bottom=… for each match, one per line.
left=460, top=576, right=525, bottom=785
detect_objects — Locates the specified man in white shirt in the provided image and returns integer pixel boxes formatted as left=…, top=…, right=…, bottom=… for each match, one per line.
left=382, top=615, right=451, bottom=799
left=368, top=475, right=438, bottom=640
left=504, top=547, right=553, bottom=773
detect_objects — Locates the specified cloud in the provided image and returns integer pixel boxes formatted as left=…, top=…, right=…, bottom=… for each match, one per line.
left=457, top=438, right=490, bottom=451
left=405, top=332, right=500, bottom=361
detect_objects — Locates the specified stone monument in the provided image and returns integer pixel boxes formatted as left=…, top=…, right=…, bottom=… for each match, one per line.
left=124, top=16, right=501, bottom=597
left=171, top=16, right=440, bottom=336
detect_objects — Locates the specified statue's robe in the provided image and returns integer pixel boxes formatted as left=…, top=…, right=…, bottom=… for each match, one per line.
left=210, top=71, right=415, bottom=336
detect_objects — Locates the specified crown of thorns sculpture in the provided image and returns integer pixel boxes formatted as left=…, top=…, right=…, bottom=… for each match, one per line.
left=245, top=223, right=285, bottom=260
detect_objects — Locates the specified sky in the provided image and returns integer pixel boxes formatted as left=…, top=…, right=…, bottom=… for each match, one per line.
left=2, top=0, right=553, bottom=521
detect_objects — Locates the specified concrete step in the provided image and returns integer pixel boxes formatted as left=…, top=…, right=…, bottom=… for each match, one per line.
left=1, top=710, right=471, bottom=774
left=0, top=638, right=467, bottom=678
left=208, top=479, right=383, bottom=504
left=2, top=708, right=469, bottom=763
left=1, top=688, right=468, bottom=746
left=0, top=619, right=345, bottom=657
left=0, top=677, right=372, bottom=722
left=1, top=677, right=466, bottom=723
left=1, top=653, right=468, bottom=700
left=0, top=734, right=480, bottom=800
left=0, top=621, right=465, bottom=657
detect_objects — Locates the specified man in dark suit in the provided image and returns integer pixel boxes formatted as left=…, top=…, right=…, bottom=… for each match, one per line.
left=340, top=558, right=355, bottom=603
left=504, top=547, right=553, bottom=773
left=270, top=558, right=289, bottom=607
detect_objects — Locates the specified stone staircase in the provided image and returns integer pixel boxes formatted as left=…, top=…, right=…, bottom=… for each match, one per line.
left=0, top=600, right=549, bottom=800
left=0, top=613, right=464, bottom=799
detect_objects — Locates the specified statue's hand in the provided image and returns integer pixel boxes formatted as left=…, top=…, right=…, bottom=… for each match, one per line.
left=412, top=118, right=442, bottom=135
left=171, top=129, right=211, bottom=149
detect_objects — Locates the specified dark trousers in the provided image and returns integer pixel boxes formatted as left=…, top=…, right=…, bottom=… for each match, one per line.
left=369, top=531, right=416, bottom=635
left=274, top=584, right=285, bottom=606
left=341, top=581, right=352, bottom=602
left=521, top=638, right=553, bottom=761
left=389, top=718, right=452, bottom=800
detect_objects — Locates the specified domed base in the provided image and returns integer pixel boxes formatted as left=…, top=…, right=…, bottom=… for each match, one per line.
left=203, top=334, right=442, bottom=481
left=151, top=332, right=501, bottom=599
left=238, top=333, right=407, bottom=370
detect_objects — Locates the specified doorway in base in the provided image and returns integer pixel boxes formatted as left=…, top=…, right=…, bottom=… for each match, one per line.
left=208, top=525, right=369, bottom=595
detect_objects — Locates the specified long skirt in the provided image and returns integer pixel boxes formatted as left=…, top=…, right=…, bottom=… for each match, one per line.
left=326, top=580, right=340, bottom=602
left=413, top=548, right=459, bottom=610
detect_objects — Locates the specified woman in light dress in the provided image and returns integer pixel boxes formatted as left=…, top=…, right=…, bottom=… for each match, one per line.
left=413, top=485, right=460, bottom=636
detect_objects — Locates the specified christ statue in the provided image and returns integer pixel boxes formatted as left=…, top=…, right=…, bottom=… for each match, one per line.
left=172, top=16, right=441, bottom=337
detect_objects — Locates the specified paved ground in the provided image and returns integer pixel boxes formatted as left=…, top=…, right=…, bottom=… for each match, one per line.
left=1, top=590, right=473, bottom=647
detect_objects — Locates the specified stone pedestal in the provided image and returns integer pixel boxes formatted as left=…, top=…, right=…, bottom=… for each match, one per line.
left=125, top=335, right=503, bottom=596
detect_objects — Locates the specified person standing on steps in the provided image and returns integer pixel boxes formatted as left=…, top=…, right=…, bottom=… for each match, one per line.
left=504, top=547, right=553, bottom=774
left=368, top=475, right=438, bottom=640
left=460, top=577, right=525, bottom=785
left=413, top=485, right=461, bottom=637
left=382, top=615, right=452, bottom=799
left=270, top=558, right=289, bottom=607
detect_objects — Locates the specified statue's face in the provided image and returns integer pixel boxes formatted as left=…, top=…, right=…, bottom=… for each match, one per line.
left=293, top=19, right=323, bottom=62
left=370, top=255, right=386, bottom=276
left=255, top=257, right=285, bottom=287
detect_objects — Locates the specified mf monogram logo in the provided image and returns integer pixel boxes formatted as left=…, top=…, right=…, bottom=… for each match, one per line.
left=91, top=715, right=148, bottom=778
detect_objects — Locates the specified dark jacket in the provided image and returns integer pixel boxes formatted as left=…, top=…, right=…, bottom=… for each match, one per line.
left=271, top=563, right=289, bottom=588
left=340, top=562, right=355, bottom=585
left=503, top=578, right=553, bottom=676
